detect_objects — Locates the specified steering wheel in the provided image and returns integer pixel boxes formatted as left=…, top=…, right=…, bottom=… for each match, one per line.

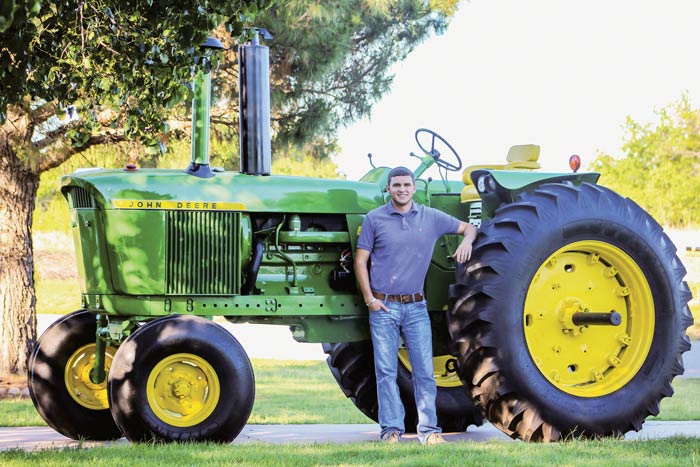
left=414, top=128, right=463, bottom=172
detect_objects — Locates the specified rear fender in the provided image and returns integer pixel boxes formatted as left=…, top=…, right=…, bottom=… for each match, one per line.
left=470, top=169, right=601, bottom=219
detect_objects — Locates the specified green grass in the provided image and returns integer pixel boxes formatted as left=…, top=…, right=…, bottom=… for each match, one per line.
left=0, top=399, right=41, bottom=427
left=248, top=360, right=369, bottom=425
left=3, top=361, right=700, bottom=428
left=0, top=360, right=370, bottom=428
left=651, top=378, right=700, bottom=420
left=1, top=437, right=699, bottom=466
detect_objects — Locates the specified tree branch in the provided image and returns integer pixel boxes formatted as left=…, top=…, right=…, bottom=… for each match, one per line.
left=37, top=132, right=127, bottom=173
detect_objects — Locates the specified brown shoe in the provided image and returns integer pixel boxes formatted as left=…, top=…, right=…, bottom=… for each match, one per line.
left=381, top=431, right=401, bottom=443
left=424, top=433, right=446, bottom=445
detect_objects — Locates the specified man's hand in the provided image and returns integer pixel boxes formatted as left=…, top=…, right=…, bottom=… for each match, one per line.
left=368, top=300, right=390, bottom=312
left=453, top=221, right=477, bottom=263
left=453, top=241, right=473, bottom=263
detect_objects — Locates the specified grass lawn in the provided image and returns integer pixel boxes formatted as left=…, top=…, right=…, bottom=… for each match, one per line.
left=3, top=360, right=700, bottom=428
left=0, top=437, right=698, bottom=466
left=0, top=360, right=370, bottom=428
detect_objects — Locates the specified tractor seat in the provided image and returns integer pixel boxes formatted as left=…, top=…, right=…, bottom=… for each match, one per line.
left=460, top=144, right=541, bottom=202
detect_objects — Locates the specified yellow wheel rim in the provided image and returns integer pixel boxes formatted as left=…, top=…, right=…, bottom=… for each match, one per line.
left=64, top=344, right=116, bottom=410
left=146, top=353, right=220, bottom=427
left=398, top=349, right=462, bottom=388
left=524, top=240, right=654, bottom=397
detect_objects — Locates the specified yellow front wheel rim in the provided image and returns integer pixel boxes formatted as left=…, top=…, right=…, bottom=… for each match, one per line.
left=524, top=240, right=654, bottom=397
left=398, top=349, right=462, bottom=388
left=146, top=353, right=220, bottom=427
left=64, top=344, right=116, bottom=410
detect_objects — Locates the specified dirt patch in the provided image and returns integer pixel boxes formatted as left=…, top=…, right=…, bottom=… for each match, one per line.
left=0, top=373, right=30, bottom=399
left=34, top=250, right=78, bottom=280
left=0, top=374, right=27, bottom=389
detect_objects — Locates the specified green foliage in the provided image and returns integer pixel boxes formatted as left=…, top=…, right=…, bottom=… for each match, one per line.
left=271, top=140, right=345, bottom=178
left=590, top=95, right=700, bottom=227
left=3, top=0, right=456, bottom=158
left=0, top=0, right=41, bottom=33
left=258, top=0, right=458, bottom=150
left=0, top=1, right=268, bottom=139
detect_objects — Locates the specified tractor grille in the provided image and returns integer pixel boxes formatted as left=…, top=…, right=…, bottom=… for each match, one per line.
left=68, top=187, right=95, bottom=209
left=166, top=211, right=240, bottom=295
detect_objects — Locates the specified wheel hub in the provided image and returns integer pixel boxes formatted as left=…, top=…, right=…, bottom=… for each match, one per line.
left=172, top=379, right=193, bottom=398
left=556, top=298, right=588, bottom=336
left=146, top=353, right=220, bottom=427
left=64, top=344, right=116, bottom=410
left=398, top=349, right=462, bottom=388
left=523, top=241, right=654, bottom=397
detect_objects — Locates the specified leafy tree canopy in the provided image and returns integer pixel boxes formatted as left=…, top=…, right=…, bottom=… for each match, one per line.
left=1, top=0, right=268, bottom=153
left=2, top=0, right=457, bottom=161
left=590, top=95, right=700, bottom=227
left=257, top=0, right=458, bottom=149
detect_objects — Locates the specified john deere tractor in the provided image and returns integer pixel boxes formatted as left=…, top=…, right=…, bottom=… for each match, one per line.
left=28, top=32, right=692, bottom=443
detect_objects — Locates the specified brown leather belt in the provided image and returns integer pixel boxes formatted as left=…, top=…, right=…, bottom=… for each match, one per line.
left=372, top=291, right=424, bottom=304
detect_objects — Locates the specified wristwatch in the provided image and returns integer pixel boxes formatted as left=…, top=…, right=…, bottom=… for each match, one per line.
left=366, top=297, right=378, bottom=307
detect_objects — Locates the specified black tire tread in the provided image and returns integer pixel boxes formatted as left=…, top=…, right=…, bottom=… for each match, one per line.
left=449, top=182, right=693, bottom=442
left=28, top=310, right=123, bottom=441
left=108, top=315, right=254, bottom=443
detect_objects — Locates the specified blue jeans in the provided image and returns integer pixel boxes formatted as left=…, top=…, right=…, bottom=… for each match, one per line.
left=369, top=299, right=441, bottom=443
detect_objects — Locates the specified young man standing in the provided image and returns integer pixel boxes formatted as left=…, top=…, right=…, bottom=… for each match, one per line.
left=354, top=166, right=477, bottom=445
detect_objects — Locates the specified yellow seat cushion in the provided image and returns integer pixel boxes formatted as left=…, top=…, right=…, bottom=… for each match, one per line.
left=460, top=144, right=541, bottom=203
left=506, top=144, right=540, bottom=163
left=460, top=185, right=480, bottom=203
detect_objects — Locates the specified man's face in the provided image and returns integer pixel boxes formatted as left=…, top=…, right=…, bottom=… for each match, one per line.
left=387, top=175, right=416, bottom=208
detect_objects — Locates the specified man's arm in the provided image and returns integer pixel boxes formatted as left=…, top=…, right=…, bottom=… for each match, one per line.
left=354, top=248, right=388, bottom=312
left=453, top=221, right=478, bottom=263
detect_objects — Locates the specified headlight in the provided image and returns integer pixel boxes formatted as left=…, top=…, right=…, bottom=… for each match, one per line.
left=477, top=174, right=494, bottom=193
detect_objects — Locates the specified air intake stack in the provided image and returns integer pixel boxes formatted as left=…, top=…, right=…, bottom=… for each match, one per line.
left=186, top=37, right=224, bottom=178
left=239, top=29, right=272, bottom=176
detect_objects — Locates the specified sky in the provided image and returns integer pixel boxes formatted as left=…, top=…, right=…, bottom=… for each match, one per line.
left=335, top=0, right=700, bottom=181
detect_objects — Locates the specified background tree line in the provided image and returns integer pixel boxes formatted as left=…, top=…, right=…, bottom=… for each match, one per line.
left=591, top=95, right=700, bottom=228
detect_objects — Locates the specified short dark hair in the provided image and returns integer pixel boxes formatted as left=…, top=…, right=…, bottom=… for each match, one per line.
left=387, top=166, right=415, bottom=185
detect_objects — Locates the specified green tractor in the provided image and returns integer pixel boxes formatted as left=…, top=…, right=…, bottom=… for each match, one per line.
left=28, top=32, right=692, bottom=443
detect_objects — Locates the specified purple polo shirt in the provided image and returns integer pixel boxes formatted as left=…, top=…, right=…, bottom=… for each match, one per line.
left=356, top=201, right=460, bottom=295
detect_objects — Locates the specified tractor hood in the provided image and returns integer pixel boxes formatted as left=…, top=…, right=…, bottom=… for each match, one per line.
left=61, top=168, right=386, bottom=214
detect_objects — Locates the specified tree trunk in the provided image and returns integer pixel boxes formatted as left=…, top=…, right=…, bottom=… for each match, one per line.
left=0, top=145, right=39, bottom=376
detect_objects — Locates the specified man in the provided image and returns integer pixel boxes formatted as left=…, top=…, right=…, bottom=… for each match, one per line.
left=354, top=166, right=477, bottom=445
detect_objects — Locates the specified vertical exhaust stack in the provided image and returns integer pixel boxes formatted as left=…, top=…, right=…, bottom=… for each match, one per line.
left=186, top=37, right=224, bottom=178
left=239, top=29, right=272, bottom=176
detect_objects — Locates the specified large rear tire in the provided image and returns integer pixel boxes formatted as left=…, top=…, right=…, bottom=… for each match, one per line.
left=28, top=310, right=122, bottom=440
left=449, top=182, right=693, bottom=441
left=323, top=340, right=483, bottom=432
left=108, top=315, right=254, bottom=442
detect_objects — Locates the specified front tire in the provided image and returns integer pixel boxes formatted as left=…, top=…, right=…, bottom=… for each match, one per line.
left=108, top=315, right=255, bottom=442
left=449, top=182, right=693, bottom=441
left=28, top=310, right=122, bottom=440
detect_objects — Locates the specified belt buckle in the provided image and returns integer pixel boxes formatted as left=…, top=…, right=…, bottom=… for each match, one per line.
left=400, top=295, right=410, bottom=304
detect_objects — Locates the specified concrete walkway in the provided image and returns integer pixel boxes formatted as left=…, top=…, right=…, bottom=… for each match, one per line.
left=2, top=421, right=700, bottom=452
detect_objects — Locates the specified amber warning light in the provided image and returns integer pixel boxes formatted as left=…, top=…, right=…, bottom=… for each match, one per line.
left=569, top=155, right=581, bottom=173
